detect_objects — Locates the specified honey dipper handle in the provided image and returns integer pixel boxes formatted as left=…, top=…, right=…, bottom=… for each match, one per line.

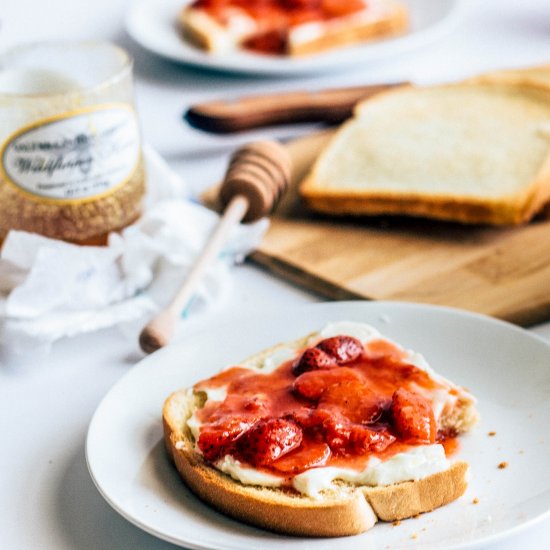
left=185, top=83, right=408, bottom=133
left=139, top=140, right=291, bottom=354
left=139, top=195, right=249, bottom=354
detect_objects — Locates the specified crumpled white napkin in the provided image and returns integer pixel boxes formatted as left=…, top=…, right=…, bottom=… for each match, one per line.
left=0, top=145, right=268, bottom=358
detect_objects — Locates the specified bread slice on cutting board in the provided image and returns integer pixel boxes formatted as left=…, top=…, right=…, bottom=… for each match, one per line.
left=300, top=81, right=550, bottom=225
left=471, top=64, right=550, bottom=87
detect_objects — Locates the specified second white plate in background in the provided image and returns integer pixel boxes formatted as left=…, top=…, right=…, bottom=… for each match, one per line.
left=125, top=0, right=466, bottom=76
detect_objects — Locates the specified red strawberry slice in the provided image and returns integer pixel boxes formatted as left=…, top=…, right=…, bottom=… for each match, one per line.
left=270, top=441, right=331, bottom=474
left=322, top=0, right=366, bottom=18
left=282, top=0, right=321, bottom=9
left=289, top=406, right=394, bottom=456
left=319, top=379, right=387, bottom=424
left=292, top=336, right=364, bottom=376
left=292, top=347, right=337, bottom=376
left=288, top=407, right=341, bottom=441
left=347, top=425, right=396, bottom=454
left=391, top=388, right=436, bottom=444
left=241, top=394, right=270, bottom=414
left=198, top=417, right=257, bottom=461
left=293, top=367, right=362, bottom=400
left=237, top=418, right=303, bottom=466
left=316, top=336, right=363, bottom=364
left=324, top=418, right=395, bottom=455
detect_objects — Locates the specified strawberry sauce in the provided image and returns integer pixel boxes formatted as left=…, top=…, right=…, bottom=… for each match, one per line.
left=194, top=336, right=458, bottom=477
left=191, top=0, right=367, bottom=54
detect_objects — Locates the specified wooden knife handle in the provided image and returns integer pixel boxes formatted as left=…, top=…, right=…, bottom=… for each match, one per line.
left=184, top=82, right=407, bottom=134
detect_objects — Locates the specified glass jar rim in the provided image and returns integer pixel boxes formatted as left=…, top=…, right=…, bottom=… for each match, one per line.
left=0, top=40, right=133, bottom=100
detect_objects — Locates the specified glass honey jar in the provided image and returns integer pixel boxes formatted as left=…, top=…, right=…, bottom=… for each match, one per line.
left=0, top=41, right=146, bottom=245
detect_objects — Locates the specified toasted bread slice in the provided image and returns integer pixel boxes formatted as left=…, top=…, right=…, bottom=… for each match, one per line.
left=288, top=0, right=408, bottom=56
left=179, top=0, right=408, bottom=56
left=163, top=324, right=477, bottom=536
left=300, top=81, right=550, bottom=225
left=471, top=64, right=550, bottom=87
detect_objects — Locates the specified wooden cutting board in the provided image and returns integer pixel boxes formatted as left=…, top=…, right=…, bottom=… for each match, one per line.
left=249, top=130, right=550, bottom=326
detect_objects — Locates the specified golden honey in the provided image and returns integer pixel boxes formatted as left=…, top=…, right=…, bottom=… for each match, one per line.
left=0, top=42, right=146, bottom=245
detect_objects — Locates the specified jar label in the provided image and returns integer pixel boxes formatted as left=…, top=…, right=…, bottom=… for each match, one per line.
left=0, top=105, right=140, bottom=202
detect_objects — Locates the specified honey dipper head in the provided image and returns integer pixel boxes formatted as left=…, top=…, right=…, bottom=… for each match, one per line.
left=219, top=140, right=292, bottom=222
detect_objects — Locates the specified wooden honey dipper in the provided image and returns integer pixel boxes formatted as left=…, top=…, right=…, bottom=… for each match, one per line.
left=139, top=140, right=291, bottom=354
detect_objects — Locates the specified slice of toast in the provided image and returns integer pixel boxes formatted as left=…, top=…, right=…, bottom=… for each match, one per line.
left=471, top=64, right=550, bottom=87
left=300, top=81, right=550, bottom=225
left=163, top=323, right=477, bottom=536
left=179, top=0, right=408, bottom=56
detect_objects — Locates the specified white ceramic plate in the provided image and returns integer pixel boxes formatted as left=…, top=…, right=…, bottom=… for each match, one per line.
left=125, top=0, right=465, bottom=75
left=86, top=301, right=550, bottom=549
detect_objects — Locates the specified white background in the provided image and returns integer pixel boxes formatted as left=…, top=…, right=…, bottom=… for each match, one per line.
left=1, top=1, right=550, bottom=549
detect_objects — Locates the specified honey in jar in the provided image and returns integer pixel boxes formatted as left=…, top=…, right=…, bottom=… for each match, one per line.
left=0, top=41, right=146, bottom=245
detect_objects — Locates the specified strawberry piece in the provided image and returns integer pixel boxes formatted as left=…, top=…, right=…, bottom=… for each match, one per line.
left=325, top=421, right=395, bottom=455
left=282, top=0, right=322, bottom=9
left=241, top=394, right=270, bottom=414
left=237, top=418, right=303, bottom=466
left=292, top=336, right=364, bottom=376
left=292, top=347, right=337, bottom=376
left=319, top=379, right=387, bottom=424
left=320, top=413, right=350, bottom=453
left=288, top=406, right=338, bottom=435
left=322, top=0, right=366, bottom=17
left=348, top=425, right=395, bottom=454
left=198, top=417, right=257, bottom=461
left=270, top=441, right=331, bottom=474
left=288, top=404, right=395, bottom=456
left=391, top=388, right=436, bottom=444
left=243, top=30, right=286, bottom=55
left=316, top=336, right=363, bottom=364
left=293, top=367, right=362, bottom=400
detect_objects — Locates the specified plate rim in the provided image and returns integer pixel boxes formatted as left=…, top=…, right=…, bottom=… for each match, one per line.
left=86, top=300, right=550, bottom=549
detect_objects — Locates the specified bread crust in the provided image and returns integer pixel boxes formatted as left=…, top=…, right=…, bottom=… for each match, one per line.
left=299, top=187, right=544, bottom=226
left=179, top=0, right=408, bottom=56
left=162, top=333, right=474, bottom=536
left=468, top=64, right=550, bottom=89
left=179, top=7, right=230, bottom=52
left=363, top=461, right=469, bottom=521
left=300, top=81, right=550, bottom=226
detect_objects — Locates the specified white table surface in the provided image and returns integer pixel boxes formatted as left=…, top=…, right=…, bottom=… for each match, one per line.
left=1, top=1, right=550, bottom=548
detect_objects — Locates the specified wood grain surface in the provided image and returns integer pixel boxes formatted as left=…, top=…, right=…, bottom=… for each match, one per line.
left=249, top=130, right=550, bottom=326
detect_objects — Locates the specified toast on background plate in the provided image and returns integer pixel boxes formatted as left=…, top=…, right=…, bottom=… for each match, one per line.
left=163, top=322, right=478, bottom=536
left=179, top=0, right=408, bottom=56
left=300, top=81, right=550, bottom=225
